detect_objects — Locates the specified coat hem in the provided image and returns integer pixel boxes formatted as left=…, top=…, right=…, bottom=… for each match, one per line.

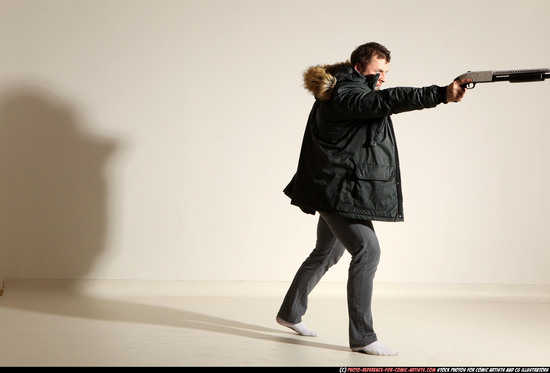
left=289, top=200, right=404, bottom=222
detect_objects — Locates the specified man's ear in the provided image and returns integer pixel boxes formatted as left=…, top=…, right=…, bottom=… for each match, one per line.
left=354, top=63, right=365, bottom=75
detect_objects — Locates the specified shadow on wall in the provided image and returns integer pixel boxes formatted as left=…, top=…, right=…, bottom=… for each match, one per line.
left=0, top=88, right=348, bottom=354
left=0, top=86, right=119, bottom=279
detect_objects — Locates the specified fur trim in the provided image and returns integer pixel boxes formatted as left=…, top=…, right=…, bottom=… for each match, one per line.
left=303, top=61, right=350, bottom=101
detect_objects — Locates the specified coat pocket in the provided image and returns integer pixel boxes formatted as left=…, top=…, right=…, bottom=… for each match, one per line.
left=355, top=164, right=395, bottom=181
left=352, top=164, right=397, bottom=213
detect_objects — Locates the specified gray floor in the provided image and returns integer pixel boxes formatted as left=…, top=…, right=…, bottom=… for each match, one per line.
left=0, top=280, right=549, bottom=367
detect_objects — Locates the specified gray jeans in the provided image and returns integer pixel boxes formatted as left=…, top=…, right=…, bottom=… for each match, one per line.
left=277, top=212, right=381, bottom=348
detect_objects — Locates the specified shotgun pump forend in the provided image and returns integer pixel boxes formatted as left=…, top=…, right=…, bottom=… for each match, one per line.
left=455, top=68, right=550, bottom=89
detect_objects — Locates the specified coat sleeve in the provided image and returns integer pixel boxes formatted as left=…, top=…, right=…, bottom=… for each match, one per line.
left=326, top=84, right=447, bottom=119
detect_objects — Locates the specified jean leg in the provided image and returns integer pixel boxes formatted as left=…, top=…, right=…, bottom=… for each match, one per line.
left=277, top=215, right=346, bottom=324
left=320, top=213, right=381, bottom=348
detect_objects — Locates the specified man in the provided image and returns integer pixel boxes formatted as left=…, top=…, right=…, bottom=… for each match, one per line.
left=276, top=42, right=471, bottom=356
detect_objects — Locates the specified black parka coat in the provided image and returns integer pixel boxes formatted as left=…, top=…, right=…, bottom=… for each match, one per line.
left=284, top=62, right=448, bottom=222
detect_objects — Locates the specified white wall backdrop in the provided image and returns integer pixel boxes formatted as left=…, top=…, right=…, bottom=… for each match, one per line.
left=1, top=0, right=549, bottom=284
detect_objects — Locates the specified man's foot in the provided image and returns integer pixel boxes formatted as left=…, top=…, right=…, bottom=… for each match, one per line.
left=352, top=341, right=398, bottom=356
left=276, top=316, right=318, bottom=337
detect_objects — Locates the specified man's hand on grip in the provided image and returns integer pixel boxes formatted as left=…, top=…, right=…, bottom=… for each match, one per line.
left=447, top=79, right=472, bottom=103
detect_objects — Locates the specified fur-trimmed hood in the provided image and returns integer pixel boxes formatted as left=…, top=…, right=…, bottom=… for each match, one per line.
left=302, top=61, right=351, bottom=101
left=303, top=61, right=380, bottom=101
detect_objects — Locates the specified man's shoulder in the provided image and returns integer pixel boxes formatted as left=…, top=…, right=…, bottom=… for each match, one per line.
left=331, top=79, right=371, bottom=99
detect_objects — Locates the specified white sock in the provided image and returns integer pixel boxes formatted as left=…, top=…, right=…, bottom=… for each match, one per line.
left=353, top=341, right=398, bottom=356
left=276, top=316, right=318, bottom=337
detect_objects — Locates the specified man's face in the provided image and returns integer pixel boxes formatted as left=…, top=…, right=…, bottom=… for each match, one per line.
left=355, top=57, right=389, bottom=90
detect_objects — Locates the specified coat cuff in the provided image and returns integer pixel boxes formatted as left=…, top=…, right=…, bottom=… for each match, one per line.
left=438, top=86, right=448, bottom=104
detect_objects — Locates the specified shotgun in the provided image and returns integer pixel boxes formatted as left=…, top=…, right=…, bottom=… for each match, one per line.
left=455, top=68, right=550, bottom=89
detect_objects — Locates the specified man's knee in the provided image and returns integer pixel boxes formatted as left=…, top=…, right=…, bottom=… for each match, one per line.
left=349, top=236, right=381, bottom=268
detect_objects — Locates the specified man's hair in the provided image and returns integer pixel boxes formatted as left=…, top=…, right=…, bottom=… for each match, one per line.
left=350, top=42, right=391, bottom=69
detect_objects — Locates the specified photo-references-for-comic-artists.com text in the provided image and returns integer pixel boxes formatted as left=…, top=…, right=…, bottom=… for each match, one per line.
left=339, top=368, right=549, bottom=373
